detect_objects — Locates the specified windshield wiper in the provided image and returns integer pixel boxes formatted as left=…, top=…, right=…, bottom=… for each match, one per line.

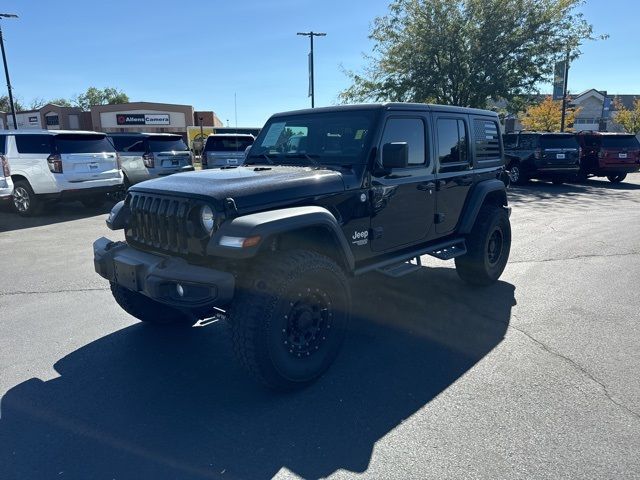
left=283, top=153, right=320, bottom=167
left=245, top=153, right=275, bottom=165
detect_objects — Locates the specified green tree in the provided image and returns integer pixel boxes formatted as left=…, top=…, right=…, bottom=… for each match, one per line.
left=0, top=95, right=25, bottom=112
left=73, top=87, right=129, bottom=110
left=47, top=98, right=73, bottom=107
left=341, top=0, right=601, bottom=108
left=613, top=98, right=640, bottom=134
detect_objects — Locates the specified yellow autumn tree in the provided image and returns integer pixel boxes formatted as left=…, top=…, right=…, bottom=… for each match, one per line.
left=519, top=96, right=578, bottom=132
left=613, top=98, right=640, bottom=134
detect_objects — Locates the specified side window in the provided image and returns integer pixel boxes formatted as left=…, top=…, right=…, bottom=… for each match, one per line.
left=474, top=119, right=501, bottom=162
left=15, top=135, right=53, bottom=154
left=380, top=117, right=427, bottom=166
left=503, top=133, right=517, bottom=149
left=437, top=118, right=469, bottom=170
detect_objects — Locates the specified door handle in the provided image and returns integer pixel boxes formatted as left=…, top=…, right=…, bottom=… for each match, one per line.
left=418, top=182, right=436, bottom=191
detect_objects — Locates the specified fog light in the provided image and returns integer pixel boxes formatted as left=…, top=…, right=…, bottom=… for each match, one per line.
left=176, top=284, right=184, bottom=297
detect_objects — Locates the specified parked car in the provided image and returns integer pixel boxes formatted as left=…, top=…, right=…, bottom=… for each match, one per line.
left=575, top=131, right=640, bottom=183
left=0, top=130, right=123, bottom=216
left=95, top=103, right=511, bottom=389
left=503, top=131, right=581, bottom=185
left=0, top=134, right=13, bottom=204
left=107, top=133, right=194, bottom=187
left=201, top=133, right=254, bottom=169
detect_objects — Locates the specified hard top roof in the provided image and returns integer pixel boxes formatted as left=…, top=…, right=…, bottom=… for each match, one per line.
left=206, top=133, right=255, bottom=138
left=270, top=102, right=499, bottom=118
left=106, top=132, right=183, bottom=138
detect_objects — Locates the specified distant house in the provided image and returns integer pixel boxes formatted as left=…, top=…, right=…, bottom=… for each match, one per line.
left=501, top=89, right=639, bottom=133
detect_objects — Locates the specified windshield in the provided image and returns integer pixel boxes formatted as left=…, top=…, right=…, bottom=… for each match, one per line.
left=204, top=136, right=254, bottom=152
left=249, top=110, right=378, bottom=165
left=540, top=135, right=579, bottom=149
left=601, top=135, right=640, bottom=149
left=54, top=134, right=115, bottom=154
left=148, top=137, right=189, bottom=152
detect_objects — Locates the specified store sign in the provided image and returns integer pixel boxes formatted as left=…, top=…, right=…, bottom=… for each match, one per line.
left=116, top=113, right=171, bottom=126
left=552, top=61, right=566, bottom=101
left=28, top=116, right=38, bottom=124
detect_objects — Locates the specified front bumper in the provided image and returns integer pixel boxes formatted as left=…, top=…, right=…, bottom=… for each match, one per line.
left=93, top=237, right=235, bottom=309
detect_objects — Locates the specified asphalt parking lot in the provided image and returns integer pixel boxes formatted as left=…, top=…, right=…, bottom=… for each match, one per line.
left=1, top=175, right=639, bottom=480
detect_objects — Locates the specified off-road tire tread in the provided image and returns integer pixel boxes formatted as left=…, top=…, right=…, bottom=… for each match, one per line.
left=455, top=205, right=510, bottom=286
left=229, top=250, right=350, bottom=390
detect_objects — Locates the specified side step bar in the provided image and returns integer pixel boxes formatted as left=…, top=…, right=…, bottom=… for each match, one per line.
left=354, top=238, right=467, bottom=277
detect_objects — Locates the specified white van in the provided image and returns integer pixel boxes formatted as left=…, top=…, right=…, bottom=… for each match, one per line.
left=0, top=134, right=13, bottom=203
left=1, top=130, right=123, bottom=216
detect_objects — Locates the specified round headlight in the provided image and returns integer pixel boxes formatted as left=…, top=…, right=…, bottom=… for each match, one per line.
left=200, top=205, right=215, bottom=234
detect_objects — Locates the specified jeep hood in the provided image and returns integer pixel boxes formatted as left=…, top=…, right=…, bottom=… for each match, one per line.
left=130, top=165, right=346, bottom=209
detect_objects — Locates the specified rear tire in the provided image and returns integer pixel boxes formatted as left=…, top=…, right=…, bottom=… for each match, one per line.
left=455, top=205, right=511, bottom=286
left=12, top=180, right=42, bottom=217
left=110, top=282, right=195, bottom=326
left=508, top=161, right=527, bottom=185
left=229, top=250, right=351, bottom=390
left=607, top=174, right=627, bottom=183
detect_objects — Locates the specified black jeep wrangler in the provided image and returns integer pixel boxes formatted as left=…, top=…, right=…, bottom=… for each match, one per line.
left=503, top=131, right=581, bottom=185
left=94, top=103, right=511, bottom=389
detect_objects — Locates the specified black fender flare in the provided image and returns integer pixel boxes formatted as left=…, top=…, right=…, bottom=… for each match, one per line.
left=207, top=206, right=355, bottom=270
left=457, top=179, right=508, bottom=234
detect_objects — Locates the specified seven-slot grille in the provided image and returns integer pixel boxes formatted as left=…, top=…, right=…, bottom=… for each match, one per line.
left=127, top=192, right=195, bottom=254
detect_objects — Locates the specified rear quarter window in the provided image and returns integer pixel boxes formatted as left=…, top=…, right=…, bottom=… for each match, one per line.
left=474, top=119, right=501, bottom=162
left=15, top=135, right=53, bottom=154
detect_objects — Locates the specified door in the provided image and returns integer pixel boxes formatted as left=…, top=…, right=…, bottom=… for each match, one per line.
left=370, top=115, right=436, bottom=252
left=434, top=116, right=473, bottom=234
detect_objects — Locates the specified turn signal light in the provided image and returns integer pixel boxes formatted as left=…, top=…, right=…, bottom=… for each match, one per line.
left=0, top=154, right=10, bottom=177
left=142, top=152, right=155, bottom=168
left=47, top=154, right=63, bottom=173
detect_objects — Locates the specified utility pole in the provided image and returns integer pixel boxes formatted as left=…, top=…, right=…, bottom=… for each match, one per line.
left=297, top=31, right=326, bottom=108
left=0, top=13, right=18, bottom=130
left=560, top=48, right=570, bottom=132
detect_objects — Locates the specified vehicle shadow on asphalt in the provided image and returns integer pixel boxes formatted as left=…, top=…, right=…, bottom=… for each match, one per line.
left=0, top=267, right=515, bottom=480
left=0, top=201, right=116, bottom=233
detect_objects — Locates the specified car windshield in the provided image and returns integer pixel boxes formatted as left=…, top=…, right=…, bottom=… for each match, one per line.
left=148, top=137, right=189, bottom=152
left=204, top=136, right=254, bottom=152
left=54, top=134, right=115, bottom=154
left=601, top=135, right=640, bottom=149
left=249, top=110, right=378, bottom=165
left=540, top=135, right=578, bottom=149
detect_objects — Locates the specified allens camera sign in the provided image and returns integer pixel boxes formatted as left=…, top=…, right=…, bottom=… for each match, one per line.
left=116, top=113, right=171, bottom=126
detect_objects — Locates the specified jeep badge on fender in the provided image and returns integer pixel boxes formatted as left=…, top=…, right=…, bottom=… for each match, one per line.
left=94, top=103, right=511, bottom=390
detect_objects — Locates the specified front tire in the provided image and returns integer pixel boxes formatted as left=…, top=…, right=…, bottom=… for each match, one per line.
left=455, top=205, right=511, bottom=286
left=12, top=180, right=42, bottom=217
left=607, top=173, right=627, bottom=183
left=110, top=282, right=195, bottom=326
left=229, top=250, right=351, bottom=390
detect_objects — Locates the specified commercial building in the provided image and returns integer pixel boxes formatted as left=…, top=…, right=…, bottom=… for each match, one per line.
left=1, top=101, right=224, bottom=139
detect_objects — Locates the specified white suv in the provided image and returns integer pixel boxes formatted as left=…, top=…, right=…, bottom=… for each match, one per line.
left=1, top=130, right=123, bottom=216
left=0, top=134, right=13, bottom=204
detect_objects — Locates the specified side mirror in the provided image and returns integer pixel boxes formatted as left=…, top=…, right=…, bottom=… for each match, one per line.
left=382, top=142, right=408, bottom=169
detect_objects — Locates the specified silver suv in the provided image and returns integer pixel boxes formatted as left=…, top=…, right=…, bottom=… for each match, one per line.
left=201, top=134, right=254, bottom=169
left=108, top=133, right=194, bottom=187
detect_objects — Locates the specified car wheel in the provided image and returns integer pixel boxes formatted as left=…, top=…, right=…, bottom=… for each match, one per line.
left=12, top=180, right=42, bottom=217
left=607, top=174, right=627, bottom=183
left=508, top=161, right=527, bottom=185
left=229, top=250, right=351, bottom=390
left=110, top=282, right=196, bottom=326
left=455, top=205, right=511, bottom=286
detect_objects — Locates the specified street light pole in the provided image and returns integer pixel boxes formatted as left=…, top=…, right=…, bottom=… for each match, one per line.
left=560, top=48, right=570, bottom=132
left=297, top=31, right=326, bottom=108
left=0, top=13, right=18, bottom=130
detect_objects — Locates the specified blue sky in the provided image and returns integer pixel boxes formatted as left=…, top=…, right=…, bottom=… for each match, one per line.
left=0, top=0, right=637, bottom=126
